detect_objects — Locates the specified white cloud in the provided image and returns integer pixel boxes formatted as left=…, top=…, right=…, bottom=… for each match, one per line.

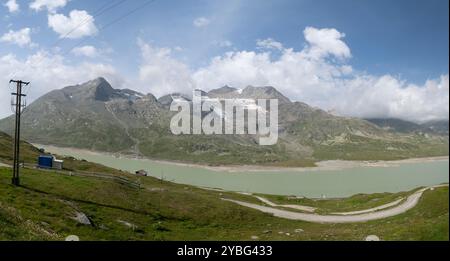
left=256, top=38, right=283, bottom=51
left=48, top=10, right=98, bottom=39
left=303, top=26, right=351, bottom=60
left=193, top=17, right=210, bottom=28
left=4, top=0, right=19, bottom=13
left=137, top=27, right=448, bottom=123
left=29, top=0, right=68, bottom=13
left=0, top=51, right=123, bottom=119
left=0, top=28, right=34, bottom=47
left=137, top=39, right=194, bottom=97
left=0, top=25, right=446, bottom=123
left=71, top=45, right=98, bottom=58
left=332, top=74, right=449, bottom=123
left=191, top=50, right=447, bottom=123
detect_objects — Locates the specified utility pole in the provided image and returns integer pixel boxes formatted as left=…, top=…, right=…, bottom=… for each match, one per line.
left=10, top=79, right=29, bottom=186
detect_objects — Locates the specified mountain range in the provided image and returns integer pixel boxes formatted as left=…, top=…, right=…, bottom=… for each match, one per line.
left=0, top=77, right=448, bottom=166
left=366, top=118, right=449, bottom=136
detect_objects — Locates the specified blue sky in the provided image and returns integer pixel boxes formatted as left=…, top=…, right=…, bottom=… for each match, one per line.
left=0, top=0, right=449, bottom=121
left=2, top=0, right=448, bottom=82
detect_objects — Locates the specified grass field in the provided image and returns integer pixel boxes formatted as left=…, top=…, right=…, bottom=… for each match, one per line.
left=313, top=135, right=449, bottom=161
left=0, top=166, right=448, bottom=241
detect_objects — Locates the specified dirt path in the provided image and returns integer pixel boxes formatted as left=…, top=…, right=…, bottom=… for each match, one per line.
left=330, top=198, right=404, bottom=216
left=0, top=163, right=11, bottom=168
left=254, top=196, right=317, bottom=212
left=222, top=184, right=448, bottom=223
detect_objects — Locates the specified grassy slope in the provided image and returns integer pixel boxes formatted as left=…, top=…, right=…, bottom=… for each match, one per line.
left=0, top=131, right=40, bottom=164
left=313, top=134, right=449, bottom=161
left=0, top=131, right=448, bottom=240
left=0, top=167, right=448, bottom=241
left=0, top=130, right=131, bottom=176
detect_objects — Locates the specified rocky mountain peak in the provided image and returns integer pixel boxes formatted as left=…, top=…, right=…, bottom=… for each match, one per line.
left=158, top=93, right=192, bottom=108
left=60, top=78, right=146, bottom=102
left=242, top=86, right=291, bottom=103
left=208, top=85, right=238, bottom=96
left=91, top=77, right=115, bottom=101
left=57, top=77, right=116, bottom=102
left=0, top=76, right=447, bottom=166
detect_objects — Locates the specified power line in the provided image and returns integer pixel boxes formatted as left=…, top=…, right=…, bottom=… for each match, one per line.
left=54, top=0, right=128, bottom=45
left=16, top=0, right=158, bottom=86
left=99, top=0, right=157, bottom=32
left=4, top=1, right=156, bottom=187
left=9, top=79, right=30, bottom=186
left=60, top=0, right=157, bottom=59
left=10, top=0, right=156, bottom=81
left=8, top=0, right=129, bottom=79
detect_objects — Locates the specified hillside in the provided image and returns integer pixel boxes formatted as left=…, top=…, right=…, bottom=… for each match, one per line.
left=0, top=78, right=448, bottom=166
left=367, top=118, right=449, bottom=136
left=1, top=164, right=448, bottom=241
left=0, top=134, right=448, bottom=240
left=0, top=130, right=135, bottom=175
left=0, top=131, right=40, bottom=164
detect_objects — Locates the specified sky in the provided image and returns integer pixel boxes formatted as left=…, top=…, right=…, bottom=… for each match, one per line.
left=0, top=0, right=448, bottom=122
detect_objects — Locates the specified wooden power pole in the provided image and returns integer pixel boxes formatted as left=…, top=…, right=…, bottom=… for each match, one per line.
left=10, top=79, right=29, bottom=186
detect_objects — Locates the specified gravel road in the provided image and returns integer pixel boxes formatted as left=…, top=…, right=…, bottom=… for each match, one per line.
left=222, top=184, right=448, bottom=223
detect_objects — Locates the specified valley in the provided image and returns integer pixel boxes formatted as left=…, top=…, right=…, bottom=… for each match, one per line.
left=36, top=144, right=449, bottom=198
left=0, top=78, right=448, bottom=241
left=0, top=77, right=447, bottom=166
left=1, top=160, right=448, bottom=241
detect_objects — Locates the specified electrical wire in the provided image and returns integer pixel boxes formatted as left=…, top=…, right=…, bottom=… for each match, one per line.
left=8, top=0, right=129, bottom=80
left=8, top=0, right=158, bottom=113
left=60, top=0, right=157, bottom=59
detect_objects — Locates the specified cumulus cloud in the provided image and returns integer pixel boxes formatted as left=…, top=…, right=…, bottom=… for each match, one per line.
left=256, top=38, right=283, bottom=51
left=137, top=27, right=448, bottom=123
left=29, top=0, right=68, bottom=13
left=48, top=10, right=98, bottom=39
left=193, top=17, right=210, bottom=28
left=0, top=51, right=123, bottom=118
left=0, top=28, right=34, bottom=47
left=332, top=74, right=449, bottom=122
left=0, top=25, right=446, bottom=123
left=137, top=39, right=194, bottom=97
left=71, top=45, right=98, bottom=58
left=4, top=0, right=19, bottom=13
left=303, top=26, right=351, bottom=60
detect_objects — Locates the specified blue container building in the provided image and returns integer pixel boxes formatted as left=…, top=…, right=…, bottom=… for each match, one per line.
left=38, top=155, right=53, bottom=169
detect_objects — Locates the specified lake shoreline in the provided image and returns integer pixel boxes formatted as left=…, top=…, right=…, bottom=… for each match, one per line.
left=34, top=143, right=449, bottom=173
left=32, top=143, right=449, bottom=198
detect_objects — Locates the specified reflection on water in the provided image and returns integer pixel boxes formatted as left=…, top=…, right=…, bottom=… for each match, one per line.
left=40, top=145, right=449, bottom=198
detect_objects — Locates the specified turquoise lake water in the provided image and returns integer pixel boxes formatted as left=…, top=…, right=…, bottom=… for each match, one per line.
left=41, top=145, right=449, bottom=198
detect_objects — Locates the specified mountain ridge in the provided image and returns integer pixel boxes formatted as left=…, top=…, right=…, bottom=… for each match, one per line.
left=366, top=118, right=449, bottom=136
left=0, top=78, right=447, bottom=166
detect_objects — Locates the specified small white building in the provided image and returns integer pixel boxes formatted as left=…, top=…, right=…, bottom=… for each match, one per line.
left=53, top=158, right=64, bottom=170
